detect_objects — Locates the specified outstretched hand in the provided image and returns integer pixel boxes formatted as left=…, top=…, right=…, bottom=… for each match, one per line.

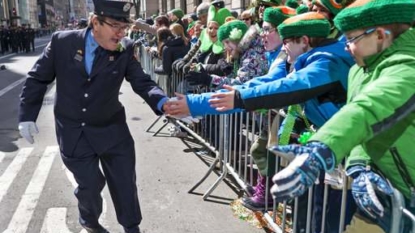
left=208, top=85, right=236, bottom=111
left=164, top=93, right=191, bottom=117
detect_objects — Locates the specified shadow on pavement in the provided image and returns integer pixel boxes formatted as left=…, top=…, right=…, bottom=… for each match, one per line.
left=0, top=128, right=19, bottom=152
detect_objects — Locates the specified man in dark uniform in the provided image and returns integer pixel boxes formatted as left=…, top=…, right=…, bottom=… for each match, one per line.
left=27, top=24, right=35, bottom=52
left=18, top=1, right=170, bottom=233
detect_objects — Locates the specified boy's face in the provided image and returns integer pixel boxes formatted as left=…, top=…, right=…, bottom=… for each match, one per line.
left=344, top=28, right=380, bottom=67
left=282, top=36, right=308, bottom=64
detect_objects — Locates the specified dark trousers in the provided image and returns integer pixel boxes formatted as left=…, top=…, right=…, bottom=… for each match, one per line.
left=60, top=133, right=141, bottom=233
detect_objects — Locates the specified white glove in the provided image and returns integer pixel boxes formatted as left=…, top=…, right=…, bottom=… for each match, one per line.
left=18, top=121, right=39, bottom=144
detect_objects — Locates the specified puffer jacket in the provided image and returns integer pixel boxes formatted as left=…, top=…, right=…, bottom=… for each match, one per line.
left=311, top=28, right=415, bottom=200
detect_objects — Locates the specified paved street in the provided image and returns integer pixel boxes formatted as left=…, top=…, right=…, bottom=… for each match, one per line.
left=0, top=36, right=265, bottom=233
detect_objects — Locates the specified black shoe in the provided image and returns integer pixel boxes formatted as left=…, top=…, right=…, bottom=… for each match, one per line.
left=241, top=196, right=274, bottom=211
left=83, top=224, right=110, bottom=233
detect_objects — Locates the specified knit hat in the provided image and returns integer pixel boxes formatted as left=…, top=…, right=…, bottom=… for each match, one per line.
left=296, top=5, right=309, bottom=15
left=334, top=0, right=415, bottom=32
left=196, top=2, right=210, bottom=17
left=218, top=20, right=249, bottom=42
left=285, top=0, right=299, bottom=9
left=169, top=9, right=184, bottom=19
left=278, top=12, right=331, bottom=39
left=259, top=0, right=282, bottom=7
left=263, top=6, right=296, bottom=27
left=312, top=0, right=346, bottom=16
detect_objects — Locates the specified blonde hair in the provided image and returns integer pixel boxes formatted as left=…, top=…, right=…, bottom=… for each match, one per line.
left=169, top=23, right=189, bottom=46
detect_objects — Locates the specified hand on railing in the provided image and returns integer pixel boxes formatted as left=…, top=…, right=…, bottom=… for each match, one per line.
left=346, top=165, right=394, bottom=218
left=185, top=71, right=212, bottom=86
left=269, top=142, right=335, bottom=202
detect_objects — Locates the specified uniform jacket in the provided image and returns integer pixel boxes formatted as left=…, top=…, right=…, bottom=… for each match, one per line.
left=19, top=28, right=167, bottom=155
left=312, top=28, right=415, bottom=199
left=186, top=40, right=354, bottom=128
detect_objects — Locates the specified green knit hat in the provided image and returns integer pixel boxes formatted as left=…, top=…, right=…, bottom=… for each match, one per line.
left=259, top=0, right=282, bottom=7
left=207, top=5, right=232, bottom=26
left=278, top=12, right=331, bottom=39
left=296, top=5, right=309, bottom=15
left=263, top=6, right=296, bottom=27
left=334, top=0, right=415, bottom=33
left=218, top=20, right=249, bottom=42
left=169, top=9, right=184, bottom=19
left=312, top=0, right=346, bottom=15
left=285, top=0, right=299, bottom=9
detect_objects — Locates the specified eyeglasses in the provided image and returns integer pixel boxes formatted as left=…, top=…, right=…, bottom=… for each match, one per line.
left=345, top=28, right=376, bottom=48
left=262, top=26, right=276, bottom=35
left=101, top=20, right=130, bottom=32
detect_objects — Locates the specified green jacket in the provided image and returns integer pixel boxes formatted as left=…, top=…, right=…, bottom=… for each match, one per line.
left=311, top=28, right=415, bottom=199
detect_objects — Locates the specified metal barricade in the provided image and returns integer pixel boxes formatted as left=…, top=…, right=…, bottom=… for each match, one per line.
left=138, top=47, right=364, bottom=233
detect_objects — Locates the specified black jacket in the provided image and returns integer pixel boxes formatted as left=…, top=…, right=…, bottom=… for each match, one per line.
left=157, top=37, right=190, bottom=76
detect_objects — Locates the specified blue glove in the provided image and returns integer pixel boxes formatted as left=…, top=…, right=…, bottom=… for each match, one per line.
left=346, top=165, right=393, bottom=219
left=270, top=142, right=335, bottom=202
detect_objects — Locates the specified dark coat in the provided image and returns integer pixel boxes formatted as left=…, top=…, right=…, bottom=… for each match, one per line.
left=157, top=37, right=190, bottom=76
left=19, top=29, right=167, bottom=155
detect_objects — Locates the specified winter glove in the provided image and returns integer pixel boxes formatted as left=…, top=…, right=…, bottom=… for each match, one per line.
left=218, top=59, right=234, bottom=76
left=346, top=165, right=393, bottom=218
left=270, top=142, right=335, bottom=202
left=18, top=121, right=39, bottom=144
left=185, top=71, right=212, bottom=86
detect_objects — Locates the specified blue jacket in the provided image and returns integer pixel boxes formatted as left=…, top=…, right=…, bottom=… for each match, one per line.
left=187, top=40, right=354, bottom=128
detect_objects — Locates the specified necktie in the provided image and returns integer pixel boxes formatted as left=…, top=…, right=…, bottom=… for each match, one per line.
left=92, top=46, right=104, bottom=69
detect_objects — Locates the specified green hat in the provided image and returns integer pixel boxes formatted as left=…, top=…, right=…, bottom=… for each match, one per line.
left=296, top=5, right=309, bottom=15
left=169, top=9, right=184, bottom=19
left=312, top=0, right=346, bottom=16
left=218, top=20, right=249, bottom=42
left=263, top=6, right=296, bottom=27
left=259, top=0, right=282, bottom=7
left=285, top=0, right=299, bottom=9
left=334, top=0, right=415, bottom=32
left=207, top=5, right=232, bottom=26
left=278, top=12, right=331, bottom=39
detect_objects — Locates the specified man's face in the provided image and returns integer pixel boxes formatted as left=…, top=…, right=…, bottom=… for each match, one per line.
left=282, top=36, right=308, bottom=64
left=261, top=22, right=282, bottom=51
left=93, top=16, right=130, bottom=51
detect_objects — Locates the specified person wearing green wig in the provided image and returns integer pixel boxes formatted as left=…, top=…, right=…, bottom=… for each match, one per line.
left=267, top=0, right=415, bottom=232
